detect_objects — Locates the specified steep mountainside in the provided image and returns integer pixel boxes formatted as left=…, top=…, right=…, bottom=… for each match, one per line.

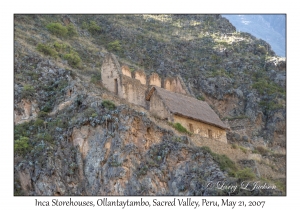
left=14, top=14, right=286, bottom=196
left=222, top=14, right=286, bottom=57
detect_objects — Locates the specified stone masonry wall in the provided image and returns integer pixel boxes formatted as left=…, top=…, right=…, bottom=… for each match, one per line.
left=163, top=77, right=187, bottom=95
left=134, top=70, right=146, bottom=85
left=149, top=91, right=170, bottom=120
left=149, top=73, right=161, bottom=87
left=173, top=115, right=227, bottom=143
left=101, top=54, right=123, bottom=98
left=121, top=65, right=132, bottom=78
left=121, top=75, right=147, bottom=108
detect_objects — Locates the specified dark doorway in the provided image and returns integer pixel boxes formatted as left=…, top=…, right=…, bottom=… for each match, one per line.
left=208, top=129, right=212, bottom=138
left=114, top=79, right=118, bottom=95
left=189, top=123, right=194, bottom=133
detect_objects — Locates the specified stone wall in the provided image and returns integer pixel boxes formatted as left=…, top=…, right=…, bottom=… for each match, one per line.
left=134, top=70, right=146, bottom=85
left=121, top=65, right=132, bottom=78
left=101, top=54, right=226, bottom=143
left=163, top=76, right=187, bottom=95
left=121, top=75, right=147, bottom=108
left=148, top=91, right=170, bottom=120
left=101, top=54, right=123, bottom=98
left=173, top=115, right=227, bottom=143
left=149, top=73, right=161, bottom=87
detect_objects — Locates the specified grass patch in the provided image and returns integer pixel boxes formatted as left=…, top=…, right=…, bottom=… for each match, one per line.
left=201, top=146, right=257, bottom=180
left=201, top=146, right=237, bottom=177
left=207, top=68, right=231, bottom=78
left=239, top=146, right=248, bottom=154
left=252, top=79, right=285, bottom=96
left=169, top=122, right=191, bottom=135
left=236, top=168, right=256, bottom=181
left=101, top=100, right=116, bottom=110
left=90, top=72, right=101, bottom=84
left=255, top=145, right=270, bottom=156
left=259, top=100, right=284, bottom=111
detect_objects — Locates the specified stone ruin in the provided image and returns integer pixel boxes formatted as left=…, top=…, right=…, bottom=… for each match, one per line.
left=100, top=53, right=191, bottom=109
left=100, top=53, right=228, bottom=143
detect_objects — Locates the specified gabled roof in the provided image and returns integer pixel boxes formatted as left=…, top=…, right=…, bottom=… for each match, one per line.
left=146, top=86, right=228, bottom=129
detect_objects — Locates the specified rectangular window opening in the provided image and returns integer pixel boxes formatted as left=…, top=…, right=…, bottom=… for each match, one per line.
left=208, top=129, right=212, bottom=138
left=189, top=123, right=194, bottom=133
left=114, top=79, right=118, bottom=95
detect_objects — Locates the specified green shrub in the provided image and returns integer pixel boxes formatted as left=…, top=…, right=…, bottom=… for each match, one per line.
left=82, top=21, right=101, bottom=34
left=207, top=68, right=230, bottom=78
left=36, top=132, right=53, bottom=143
left=259, top=100, right=284, bottom=111
left=88, top=21, right=101, bottom=34
left=37, top=43, right=58, bottom=57
left=197, top=95, right=205, bottom=101
left=236, top=168, right=256, bottom=181
left=213, top=154, right=237, bottom=173
left=27, top=71, right=39, bottom=80
left=201, top=146, right=212, bottom=154
left=90, top=73, right=101, bottom=84
left=21, top=84, right=35, bottom=98
left=38, top=111, right=48, bottom=119
left=101, top=100, right=116, bottom=110
left=14, top=122, right=31, bottom=140
left=83, top=108, right=96, bottom=118
left=34, top=118, right=44, bottom=127
left=53, top=41, right=70, bottom=53
left=14, top=136, right=30, bottom=155
left=231, top=144, right=238, bottom=149
left=63, top=51, right=81, bottom=68
left=67, top=24, right=78, bottom=37
left=256, top=45, right=267, bottom=55
left=41, top=103, right=52, bottom=113
left=107, top=40, right=122, bottom=52
left=252, top=79, right=285, bottom=96
left=274, top=179, right=286, bottom=193
left=46, top=22, right=68, bottom=37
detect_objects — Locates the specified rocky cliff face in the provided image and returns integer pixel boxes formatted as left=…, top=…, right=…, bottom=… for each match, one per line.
left=14, top=14, right=286, bottom=196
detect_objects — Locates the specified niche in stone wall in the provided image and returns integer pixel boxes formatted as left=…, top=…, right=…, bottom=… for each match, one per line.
left=121, top=65, right=132, bottom=78
left=149, top=73, right=161, bottom=87
left=134, top=70, right=146, bottom=85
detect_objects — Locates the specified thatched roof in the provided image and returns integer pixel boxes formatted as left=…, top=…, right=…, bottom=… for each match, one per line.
left=146, top=86, right=228, bottom=129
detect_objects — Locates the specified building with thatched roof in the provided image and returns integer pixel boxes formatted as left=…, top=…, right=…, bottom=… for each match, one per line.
left=101, top=53, right=228, bottom=143
left=146, top=86, right=228, bottom=143
left=101, top=53, right=190, bottom=108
